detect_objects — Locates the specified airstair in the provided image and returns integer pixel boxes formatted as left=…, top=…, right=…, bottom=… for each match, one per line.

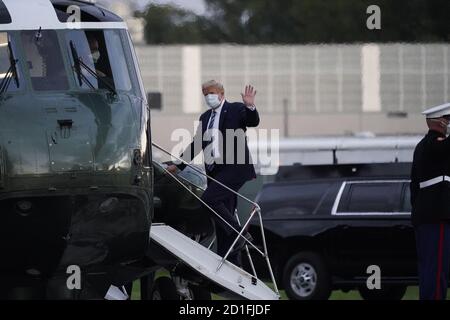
left=151, top=143, right=280, bottom=300
left=150, top=224, right=278, bottom=300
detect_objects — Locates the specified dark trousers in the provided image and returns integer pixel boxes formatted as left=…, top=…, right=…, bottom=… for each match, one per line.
left=415, top=223, right=450, bottom=300
left=201, top=169, right=247, bottom=266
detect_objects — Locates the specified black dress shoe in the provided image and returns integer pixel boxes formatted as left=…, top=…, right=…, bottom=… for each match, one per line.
left=230, top=232, right=253, bottom=255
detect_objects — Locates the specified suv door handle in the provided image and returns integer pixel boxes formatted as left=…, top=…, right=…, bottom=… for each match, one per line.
left=394, top=225, right=409, bottom=230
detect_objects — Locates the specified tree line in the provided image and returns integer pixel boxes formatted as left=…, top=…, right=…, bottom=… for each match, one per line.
left=138, top=0, right=449, bottom=44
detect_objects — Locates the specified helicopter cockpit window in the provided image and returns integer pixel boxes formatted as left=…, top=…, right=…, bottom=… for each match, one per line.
left=21, top=30, right=69, bottom=91
left=0, top=32, right=20, bottom=93
left=66, top=30, right=133, bottom=92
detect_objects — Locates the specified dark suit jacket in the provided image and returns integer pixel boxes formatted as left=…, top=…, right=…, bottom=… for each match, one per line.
left=177, top=101, right=260, bottom=183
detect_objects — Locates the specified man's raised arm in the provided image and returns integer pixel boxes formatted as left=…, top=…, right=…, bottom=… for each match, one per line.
left=241, top=85, right=260, bottom=127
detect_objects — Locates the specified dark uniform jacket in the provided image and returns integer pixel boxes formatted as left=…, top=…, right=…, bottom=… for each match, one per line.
left=411, top=130, right=450, bottom=226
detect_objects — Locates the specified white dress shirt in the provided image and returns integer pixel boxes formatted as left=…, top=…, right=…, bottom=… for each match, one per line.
left=206, top=99, right=225, bottom=159
left=206, top=100, right=257, bottom=160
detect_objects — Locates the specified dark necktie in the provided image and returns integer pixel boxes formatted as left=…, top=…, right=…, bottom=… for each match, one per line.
left=206, top=110, right=217, bottom=173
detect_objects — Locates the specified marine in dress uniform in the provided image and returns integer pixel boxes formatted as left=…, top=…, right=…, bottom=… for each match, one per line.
left=411, top=103, right=450, bottom=300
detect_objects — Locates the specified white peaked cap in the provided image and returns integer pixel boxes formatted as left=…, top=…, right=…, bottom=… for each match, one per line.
left=422, top=103, right=450, bottom=119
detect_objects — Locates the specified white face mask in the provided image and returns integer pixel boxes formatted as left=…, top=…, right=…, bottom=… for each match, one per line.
left=92, top=51, right=100, bottom=63
left=205, top=94, right=221, bottom=109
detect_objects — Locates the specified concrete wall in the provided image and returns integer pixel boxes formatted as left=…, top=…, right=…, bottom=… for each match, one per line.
left=150, top=112, right=426, bottom=151
left=138, top=44, right=447, bottom=149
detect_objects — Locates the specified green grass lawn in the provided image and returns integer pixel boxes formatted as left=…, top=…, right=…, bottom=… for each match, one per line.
left=330, top=287, right=449, bottom=300
left=131, top=269, right=450, bottom=300
left=130, top=279, right=438, bottom=300
left=330, top=287, right=414, bottom=300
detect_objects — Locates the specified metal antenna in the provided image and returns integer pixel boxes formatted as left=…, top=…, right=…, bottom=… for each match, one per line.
left=35, top=27, right=42, bottom=42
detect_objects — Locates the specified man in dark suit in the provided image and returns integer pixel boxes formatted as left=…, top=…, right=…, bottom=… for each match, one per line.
left=168, top=80, right=260, bottom=266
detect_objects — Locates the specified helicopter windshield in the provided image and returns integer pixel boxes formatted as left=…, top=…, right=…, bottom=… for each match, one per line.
left=65, top=30, right=133, bottom=92
left=0, top=32, right=20, bottom=92
left=21, top=30, right=69, bottom=91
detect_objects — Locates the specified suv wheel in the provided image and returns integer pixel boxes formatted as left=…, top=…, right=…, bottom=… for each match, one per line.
left=283, top=252, right=331, bottom=300
left=358, top=285, right=407, bottom=300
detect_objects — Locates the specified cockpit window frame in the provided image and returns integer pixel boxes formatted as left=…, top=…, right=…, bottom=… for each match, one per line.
left=19, top=29, right=70, bottom=93
left=117, top=29, right=141, bottom=97
left=64, top=28, right=140, bottom=95
left=0, top=28, right=141, bottom=97
left=0, top=31, right=24, bottom=94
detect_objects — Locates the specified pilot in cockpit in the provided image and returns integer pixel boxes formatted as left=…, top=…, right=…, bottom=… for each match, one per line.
left=86, top=35, right=106, bottom=78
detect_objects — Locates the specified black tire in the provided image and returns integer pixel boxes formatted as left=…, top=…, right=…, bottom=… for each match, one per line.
left=282, top=252, right=332, bottom=300
left=139, top=274, right=155, bottom=300
left=189, top=285, right=212, bottom=300
left=358, top=285, right=407, bottom=300
left=151, top=277, right=180, bottom=300
left=124, top=283, right=133, bottom=300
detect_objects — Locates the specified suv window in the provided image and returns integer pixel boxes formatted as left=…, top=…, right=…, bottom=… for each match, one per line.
left=334, top=181, right=408, bottom=215
left=258, top=182, right=332, bottom=218
left=402, top=183, right=412, bottom=213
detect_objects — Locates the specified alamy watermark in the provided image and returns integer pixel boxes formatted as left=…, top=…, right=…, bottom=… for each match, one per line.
left=366, top=265, right=381, bottom=290
left=366, top=5, right=381, bottom=30
left=170, top=124, right=280, bottom=175
left=66, top=265, right=81, bottom=290
left=66, top=5, right=81, bottom=28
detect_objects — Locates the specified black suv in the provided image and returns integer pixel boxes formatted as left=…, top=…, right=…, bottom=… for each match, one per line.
left=248, top=163, right=417, bottom=300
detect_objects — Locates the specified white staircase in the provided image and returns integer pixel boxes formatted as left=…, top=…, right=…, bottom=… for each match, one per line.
left=150, top=224, right=280, bottom=300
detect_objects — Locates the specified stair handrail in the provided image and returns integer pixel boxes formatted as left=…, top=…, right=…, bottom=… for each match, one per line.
left=152, top=142, right=279, bottom=296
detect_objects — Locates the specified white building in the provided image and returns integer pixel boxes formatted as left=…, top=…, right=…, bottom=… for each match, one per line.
left=135, top=43, right=449, bottom=151
left=94, top=2, right=450, bottom=152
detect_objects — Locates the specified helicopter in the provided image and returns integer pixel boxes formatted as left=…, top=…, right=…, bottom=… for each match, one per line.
left=0, top=0, right=278, bottom=300
left=0, top=0, right=155, bottom=299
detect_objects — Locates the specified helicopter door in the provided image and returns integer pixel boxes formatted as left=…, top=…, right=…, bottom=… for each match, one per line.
left=46, top=121, right=94, bottom=173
